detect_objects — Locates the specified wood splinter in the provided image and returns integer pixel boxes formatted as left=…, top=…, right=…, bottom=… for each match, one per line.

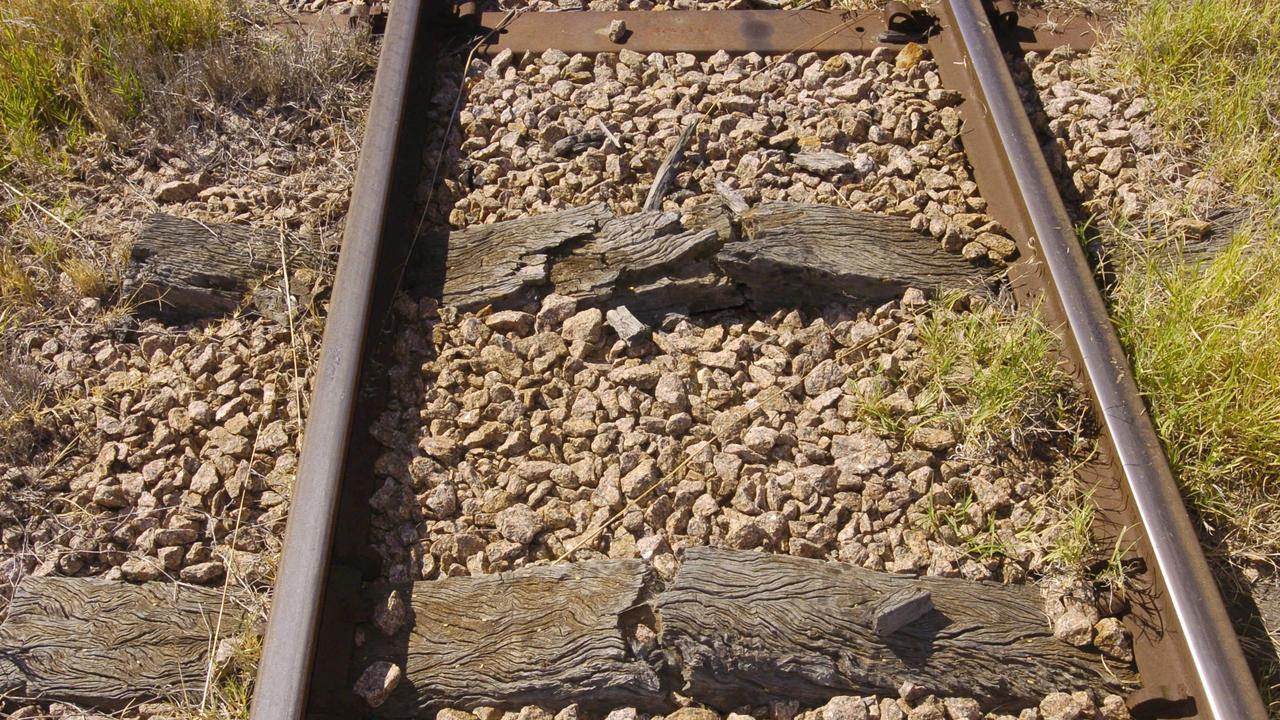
left=643, top=118, right=700, bottom=211
left=869, top=586, right=934, bottom=637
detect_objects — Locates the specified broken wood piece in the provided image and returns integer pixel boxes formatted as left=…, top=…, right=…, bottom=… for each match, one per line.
left=616, top=263, right=744, bottom=319
left=592, top=116, right=623, bottom=150
left=439, top=201, right=991, bottom=316
left=0, top=577, right=250, bottom=708
left=792, top=150, right=856, bottom=175
left=358, top=549, right=1129, bottom=716
left=1110, top=205, right=1252, bottom=278
left=606, top=305, right=650, bottom=346
left=355, top=560, right=663, bottom=715
left=722, top=202, right=990, bottom=305
left=551, top=130, right=608, bottom=158
left=441, top=203, right=611, bottom=310
left=713, top=180, right=750, bottom=216
left=869, top=585, right=934, bottom=636
left=123, top=213, right=321, bottom=321
left=659, top=548, right=1133, bottom=709
left=643, top=119, right=700, bottom=211
left=550, top=211, right=721, bottom=301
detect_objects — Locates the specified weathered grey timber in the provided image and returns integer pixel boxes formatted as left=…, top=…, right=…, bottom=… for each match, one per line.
left=0, top=552, right=1132, bottom=712
left=360, top=560, right=663, bottom=716
left=792, top=150, right=856, bottom=175
left=123, top=213, right=320, bottom=321
left=722, top=202, right=988, bottom=306
left=0, top=576, right=248, bottom=707
left=550, top=129, right=609, bottom=158
left=605, top=305, right=650, bottom=346
left=616, top=262, right=744, bottom=319
left=644, top=119, right=700, bottom=211
left=549, top=211, right=720, bottom=300
left=659, top=548, right=1134, bottom=709
left=713, top=180, right=750, bottom=216
left=681, top=199, right=736, bottom=242
left=869, top=586, right=935, bottom=637
left=362, top=549, right=1127, bottom=714
left=441, top=201, right=991, bottom=316
left=441, top=203, right=612, bottom=310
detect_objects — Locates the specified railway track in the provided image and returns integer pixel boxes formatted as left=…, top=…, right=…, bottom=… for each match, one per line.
left=246, top=2, right=1268, bottom=719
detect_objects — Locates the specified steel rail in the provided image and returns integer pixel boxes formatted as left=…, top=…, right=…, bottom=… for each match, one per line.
left=938, top=0, right=1266, bottom=718
left=248, top=1, right=434, bottom=717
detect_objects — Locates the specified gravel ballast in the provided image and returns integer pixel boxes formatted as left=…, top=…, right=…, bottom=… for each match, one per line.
left=423, top=46, right=1016, bottom=263
left=363, top=290, right=1134, bottom=713
left=355, top=39, right=1145, bottom=717
left=0, top=28, right=1159, bottom=720
left=0, top=315, right=314, bottom=591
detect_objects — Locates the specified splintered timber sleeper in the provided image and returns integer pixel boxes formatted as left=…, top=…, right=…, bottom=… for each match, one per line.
left=350, top=548, right=1131, bottom=715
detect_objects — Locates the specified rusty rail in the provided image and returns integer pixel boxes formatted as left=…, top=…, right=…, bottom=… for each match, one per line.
left=473, top=8, right=1100, bottom=56
left=248, top=1, right=441, bottom=717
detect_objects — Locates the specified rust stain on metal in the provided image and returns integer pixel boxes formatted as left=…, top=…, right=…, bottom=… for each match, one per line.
left=474, top=9, right=1104, bottom=56
left=476, top=10, right=897, bottom=56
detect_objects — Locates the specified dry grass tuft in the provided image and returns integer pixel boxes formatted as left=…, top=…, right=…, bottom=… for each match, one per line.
left=1102, top=0, right=1280, bottom=564
left=0, top=253, right=38, bottom=308
left=912, top=295, right=1111, bottom=581
left=59, top=257, right=109, bottom=299
left=0, top=324, right=44, bottom=464
left=1115, top=0, right=1280, bottom=199
left=1101, top=2, right=1280, bottom=702
left=0, top=185, right=123, bottom=319
left=0, top=0, right=229, bottom=167
left=2, top=0, right=376, bottom=171
left=131, top=15, right=377, bottom=145
left=1110, top=219, right=1280, bottom=562
left=0, top=2, right=375, bottom=322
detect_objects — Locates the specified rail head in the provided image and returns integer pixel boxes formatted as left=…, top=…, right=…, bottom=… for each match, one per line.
left=248, top=1, right=436, bottom=718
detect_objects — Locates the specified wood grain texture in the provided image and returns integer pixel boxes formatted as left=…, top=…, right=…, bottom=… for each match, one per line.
left=124, top=213, right=318, bottom=321
left=362, top=550, right=1130, bottom=714
left=440, top=201, right=989, bottom=316
left=0, top=555, right=1134, bottom=712
left=364, top=559, right=662, bottom=716
left=442, top=203, right=612, bottom=310
left=659, top=547, right=1134, bottom=710
left=0, top=577, right=246, bottom=707
left=616, top=262, right=744, bottom=319
left=713, top=181, right=750, bottom=216
left=722, top=202, right=989, bottom=305
left=681, top=199, right=736, bottom=242
left=550, top=211, right=721, bottom=301
left=643, top=120, right=699, bottom=211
